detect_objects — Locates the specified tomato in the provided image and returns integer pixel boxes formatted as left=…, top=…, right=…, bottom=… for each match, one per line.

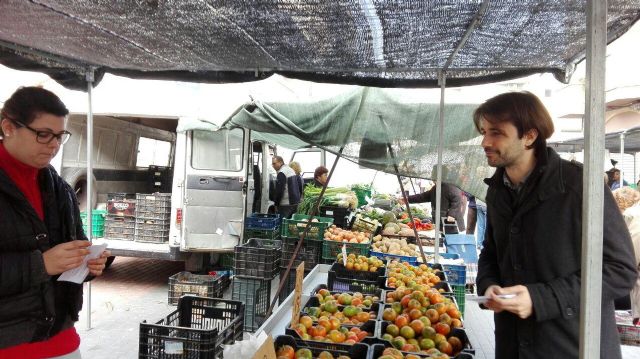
left=276, top=344, right=295, bottom=359
left=294, top=348, right=313, bottom=359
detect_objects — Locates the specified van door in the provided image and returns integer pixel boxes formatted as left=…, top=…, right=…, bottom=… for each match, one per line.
left=182, top=128, right=247, bottom=250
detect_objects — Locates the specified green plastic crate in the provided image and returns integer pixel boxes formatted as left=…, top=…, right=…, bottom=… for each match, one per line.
left=281, top=214, right=333, bottom=241
left=80, top=210, right=106, bottom=237
left=452, top=284, right=466, bottom=317
left=321, top=239, right=371, bottom=260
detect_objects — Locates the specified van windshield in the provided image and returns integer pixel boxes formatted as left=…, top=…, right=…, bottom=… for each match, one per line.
left=191, top=128, right=244, bottom=171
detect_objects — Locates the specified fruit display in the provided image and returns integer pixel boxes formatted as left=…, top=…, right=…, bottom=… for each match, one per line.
left=324, top=226, right=371, bottom=243
left=351, top=213, right=381, bottom=233
left=290, top=319, right=373, bottom=344
left=314, top=287, right=381, bottom=308
left=375, top=346, right=452, bottom=359
left=377, top=284, right=464, bottom=356
left=371, top=235, right=421, bottom=258
left=274, top=335, right=370, bottom=359
left=336, top=253, right=385, bottom=272
left=381, top=222, right=416, bottom=237
left=386, top=262, right=443, bottom=289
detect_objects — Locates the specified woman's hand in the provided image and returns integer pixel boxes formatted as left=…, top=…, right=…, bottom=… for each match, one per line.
left=87, top=249, right=112, bottom=277
left=43, top=240, right=90, bottom=275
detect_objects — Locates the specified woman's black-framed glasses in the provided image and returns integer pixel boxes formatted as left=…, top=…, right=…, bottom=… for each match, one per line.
left=10, top=119, right=72, bottom=145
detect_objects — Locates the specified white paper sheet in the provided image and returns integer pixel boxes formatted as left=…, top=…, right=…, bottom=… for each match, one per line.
left=468, top=294, right=516, bottom=304
left=57, top=243, right=108, bottom=284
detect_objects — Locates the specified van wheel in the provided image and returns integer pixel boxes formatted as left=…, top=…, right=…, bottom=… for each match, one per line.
left=104, top=256, right=115, bottom=269
left=65, top=168, right=97, bottom=211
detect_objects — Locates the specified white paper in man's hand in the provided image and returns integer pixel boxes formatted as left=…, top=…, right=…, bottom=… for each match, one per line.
left=57, top=243, right=108, bottom=284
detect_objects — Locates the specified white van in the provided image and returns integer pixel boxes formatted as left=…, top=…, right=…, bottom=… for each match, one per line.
left=59, top=114, right=275, bottom=271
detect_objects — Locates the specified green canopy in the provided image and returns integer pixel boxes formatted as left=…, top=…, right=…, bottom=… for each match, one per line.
left=224, top=87, right=492, bottom=199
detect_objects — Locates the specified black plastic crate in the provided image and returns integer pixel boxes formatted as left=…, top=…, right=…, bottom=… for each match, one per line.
left=139, top=296, right=243, bottom=359
left=234, top=238, right=281, bottom=279
left=281, top=236, right=323, bottom=271
left=243, top=227, right=281, bottom=241
left=274, top=335, right=370, bottom=359
left=104, top=216, right=135, bottom=241
left=327, top=262, right=386, bottom=295
left=148, top=166, right=173, bottom=192
left=245, top=213, right=281, bottom=230
left=231, top=276, right=272, bottom=332
left=278, top=267, right=311, bottom=304
left=168, top=271, right=229, bottom=305
left=375, top=323, right=474, bottom=357
left=319, top=205, right=352, bottom=228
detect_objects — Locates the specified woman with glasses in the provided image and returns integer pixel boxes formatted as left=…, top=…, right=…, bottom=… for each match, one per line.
left=0, top=87, right=110, bottom=359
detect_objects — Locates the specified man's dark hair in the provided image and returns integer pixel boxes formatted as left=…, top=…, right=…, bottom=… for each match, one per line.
left=473, top=91, right=554, bottom=154
left=1, top=86, right=69, bottom=136
left=314, top=166, right=328, bottom=179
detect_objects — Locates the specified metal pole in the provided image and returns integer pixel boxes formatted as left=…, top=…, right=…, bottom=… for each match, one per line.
left=580, top=0, right=606, bottom=358
left=261, top=142, right=270, bottom=213
left=620, top=132, right=625, bottom=184
left=434, top=71, right=446, bottom=262
left=85, top=68, right=95, bottom=330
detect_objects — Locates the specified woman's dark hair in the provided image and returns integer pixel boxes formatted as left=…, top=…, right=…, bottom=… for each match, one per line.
left=473, top=91, right=554, bottom=154
left=1, top=86, right=69, bottom=135
left=314, top=166, right=328, bottom=180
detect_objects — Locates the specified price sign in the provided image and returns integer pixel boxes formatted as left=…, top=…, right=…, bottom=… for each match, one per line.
left=290, top=262, right=305, bottom=328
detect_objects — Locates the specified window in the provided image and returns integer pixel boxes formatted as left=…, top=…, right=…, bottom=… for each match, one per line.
left=191, top=128, right=244, bottom=171
left=137, top=137, right=172, bottom=167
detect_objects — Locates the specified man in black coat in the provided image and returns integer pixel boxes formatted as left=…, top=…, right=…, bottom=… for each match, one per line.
left=475, top=91, right=637, bottom=359
left=403, top=181, right=466, bottom=233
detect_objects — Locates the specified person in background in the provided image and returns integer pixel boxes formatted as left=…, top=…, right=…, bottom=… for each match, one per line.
left=612, top=187, right=640, bottom=317
left=608, top=168, right=629, bottom=190
left=288, top=161, right=304, bottom=197
left=400, top=182, right=465, bottom=233
left=313, top=165, right=329, bottom=188
left=271, top=156, right=302, bottom=218
left=0, top=86, right=111, bottom=358
left=475, top=91, right=636, bottom=359
left=465, top=192, right=477, bottom=234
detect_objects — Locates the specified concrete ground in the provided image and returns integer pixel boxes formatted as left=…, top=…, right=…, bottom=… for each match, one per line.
left=76, top=257, right=640, bottom=358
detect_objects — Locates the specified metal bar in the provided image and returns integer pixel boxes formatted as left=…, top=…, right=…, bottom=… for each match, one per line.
left=579, top=0, right=606, bottom=358
left=265, top=147, right=344, bottom=318
left=85, top=68, right=95, bottom=330
left=434, top=71, right=447, bottom=262
left=620, top=132, right=625, bottom=182
left=443, top=0, right=490, bottom=70
left=376, top=117, right=428, bottom=263
left=261, top=142, right=270, bottom=213
left=0, top=39, right=92, bottom=68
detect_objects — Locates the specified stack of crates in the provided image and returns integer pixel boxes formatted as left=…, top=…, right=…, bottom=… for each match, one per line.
left=243, top=213, right=281, bottom=243
left=135, top=193, right=171, bottom=243
left=104, top=193, right=136, bottom=241
left=167, top=271, right=231, bottom=305
left=232, top=236, right=281, bottom=332
left=280, top=214, right=333, bottom=271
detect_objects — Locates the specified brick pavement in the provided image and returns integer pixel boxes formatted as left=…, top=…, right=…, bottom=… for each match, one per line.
left=78, top=257, right=185, bottom=359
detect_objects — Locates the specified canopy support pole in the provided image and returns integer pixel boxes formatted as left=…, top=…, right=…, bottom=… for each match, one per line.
left=433, top=71, right=447, bottom=263
left=580, top=0, right=606, bottom=358
left=84, top=68, right=95, bottom=330
left=265, top=147, right=344, bottom=318
left=620, top=132, right=625, bottom=182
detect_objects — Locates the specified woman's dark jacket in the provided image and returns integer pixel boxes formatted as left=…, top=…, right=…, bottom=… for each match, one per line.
left=407, top=182, right=465, bottom=232
left=0, top=165, right=87, bottom=349
left=477, top=147, right=637, bottom=359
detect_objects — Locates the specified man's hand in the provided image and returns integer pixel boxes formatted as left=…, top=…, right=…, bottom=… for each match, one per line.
left=485, top=284, right=533, bottom=319
left=446, top=215, right=455, bottom=222
left=87, top=249, right=112, bottom=277
left=43, top=240, right=90, bottom=275
left=397, top=197, right=406, bottom=205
